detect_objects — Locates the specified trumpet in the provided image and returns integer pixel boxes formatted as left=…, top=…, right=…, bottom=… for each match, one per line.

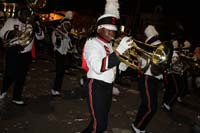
left=50, top=25, right=84, bottom=39
left=113, top=37, right=173, bottom=75
left=52, top=26, right=69, bottom=38
left=179, top=53, right=200, bottom=69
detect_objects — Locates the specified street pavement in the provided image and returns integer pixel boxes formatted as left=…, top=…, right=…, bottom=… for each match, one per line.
left=0, top=59, right=200, bottom=133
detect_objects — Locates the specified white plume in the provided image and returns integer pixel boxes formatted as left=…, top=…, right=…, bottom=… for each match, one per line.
left=144, top=25, right=159, bottom=38
left=104, top=0, right=120, bottom=19
left=64, top=11, right=73, bottom=20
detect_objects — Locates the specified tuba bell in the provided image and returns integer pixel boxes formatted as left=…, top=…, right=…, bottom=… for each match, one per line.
left=113, top=37, right=173, bottom=75
left=3, top=25, right=34, bottom=48
left=25, top=0, right=47, bottom=10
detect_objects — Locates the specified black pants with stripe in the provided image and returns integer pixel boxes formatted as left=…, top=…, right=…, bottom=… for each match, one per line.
left=53, top=51, right=67, bottom=92
left=82, top=79, right=113, bottom=133
left=133, top=74, right=162, bottom=130
left=1, top=48, right=32, bottom=101
left=162, top=73, right=184, bottom=106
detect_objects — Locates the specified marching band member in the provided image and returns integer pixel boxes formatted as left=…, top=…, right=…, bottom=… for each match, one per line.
left=33, top=18, right=45, bottom=60
left=194, top=45, right=200, bottom=91
left=51, top=12, right=73, bottom=96
left=0, top=8, right=44, bottom=105
left=162, top=42, right=184, bottom=111
left=82, top=0, right=133, bottom=132
left=131, top=25, right=164, bottom=133
left=162, top=24, right=192, bottom=110
left=169, top=26, right=192, bottom=103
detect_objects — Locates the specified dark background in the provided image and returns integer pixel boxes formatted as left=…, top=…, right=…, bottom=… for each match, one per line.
left=1, top=0, right=199, bottom=17
left=47, top=0, right=199, bottom=40
left=0, top=0, right=199, bottom=41
left=47, top=0, right=199, bottom=16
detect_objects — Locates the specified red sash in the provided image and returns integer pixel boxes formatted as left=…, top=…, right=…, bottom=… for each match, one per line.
left=81, top=46, right=89, bottom=72
left=31, top=41, right=36, bottom=59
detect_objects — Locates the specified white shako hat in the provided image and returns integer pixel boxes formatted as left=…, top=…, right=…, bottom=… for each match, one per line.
left=144, top=25, right=161, bottom=45
left=97, top=0, right=120, bottom=31
left=60, top=10, right=73, bottom=24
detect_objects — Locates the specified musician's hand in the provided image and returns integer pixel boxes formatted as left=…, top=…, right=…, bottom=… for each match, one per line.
left=15, top=45, right=24, bottom=51
left=7, top=45, right=24, bottom=54
left=115, top=36, right=133, bottom=55
left=55, top=37, right=61, bottom=48
left=119, top=62, right=128, bottom=71
left=6, top=30, right=18, bottom=40
left=34, top=22, right=40, bottom=33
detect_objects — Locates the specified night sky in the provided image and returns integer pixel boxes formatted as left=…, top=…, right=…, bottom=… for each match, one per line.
left=2, top=0, right=198, bottom=40
left=2, top=0, right=198, bottom=16
left=47, top=0, right=199, bottom=40
left=46, top=0, right=199, bottom=15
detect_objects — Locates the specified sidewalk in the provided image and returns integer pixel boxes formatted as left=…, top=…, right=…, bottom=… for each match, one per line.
left=0, top=59, right=200, bottom=133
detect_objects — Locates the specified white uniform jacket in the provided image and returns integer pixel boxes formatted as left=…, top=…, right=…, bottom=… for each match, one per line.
left=140, top=40, right=163, bottom=80
left=83, top=37, right=117, bottom=83
left=51, top=30, right=72, bottom=55
left=0, top=18, right=44, bottom=53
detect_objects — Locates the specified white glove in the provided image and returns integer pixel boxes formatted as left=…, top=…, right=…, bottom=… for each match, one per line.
left=112, top=86, right=120, bottom=96
left=119, top=62, right=128, bottom=71
left=115, top=36, right=133, bottom=55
